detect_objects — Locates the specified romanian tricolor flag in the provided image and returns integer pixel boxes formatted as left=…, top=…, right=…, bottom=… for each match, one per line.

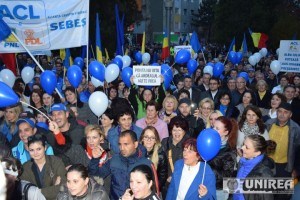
left=161, top=32, right=170, bottom=60
left=96, top=13, right=103, bottom=63
left=239, top=33, right=248, bottom=54
left=229, top=37, right=236, bottom=52
left=141, top=32, right=145, bottom=54
left=248, top=28, right=268, bottom=49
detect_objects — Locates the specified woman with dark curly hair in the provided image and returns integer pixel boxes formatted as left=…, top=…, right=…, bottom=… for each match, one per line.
left=161, top=116, right=190, bottom=198
left=237, top=105, right=269, bottom=151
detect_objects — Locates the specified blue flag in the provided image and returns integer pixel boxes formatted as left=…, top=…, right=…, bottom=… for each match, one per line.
left=190, top=31, right=202, bottom=53
left=115, top=4, right=124, bottom=56
left=229, top=37, right=236, bottom=52
left=0, top=16, right=11, bottom=41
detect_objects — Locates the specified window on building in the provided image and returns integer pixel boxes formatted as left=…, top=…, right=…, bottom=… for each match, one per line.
left=183, top=23, right=187, bottom=29
left=175, top=8, right=180, bottom=14
left=183, top=9, right=187, bottom=15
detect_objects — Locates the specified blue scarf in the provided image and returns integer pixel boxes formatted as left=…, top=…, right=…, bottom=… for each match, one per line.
left=219, top=104, right=228, bottom=115
left=233, top=154, right=264, bottom=200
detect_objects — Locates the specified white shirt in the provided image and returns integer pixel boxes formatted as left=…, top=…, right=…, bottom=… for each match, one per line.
left=176, top=162, right=200, bottom=200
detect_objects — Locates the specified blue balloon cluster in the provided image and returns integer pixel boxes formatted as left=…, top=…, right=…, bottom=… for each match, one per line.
left=228, top=51, right=243, bottom=65
left=88, top=61, right=105, bottom=82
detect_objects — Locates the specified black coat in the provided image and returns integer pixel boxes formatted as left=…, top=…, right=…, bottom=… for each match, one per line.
left=147, top=147, right=168, bottom=190
left=255, top=90, right=272, bottom=109
left=161, top=134, right=190, bottom=177
left=208, top=145, right=237, bottom=190
left=233, top=155, right=276, bottom=200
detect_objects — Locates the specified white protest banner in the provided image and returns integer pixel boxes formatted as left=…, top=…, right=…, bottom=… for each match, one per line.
left=133, top=65, right=161, bottom=86
left=174, top=45, right=192, bottom=54
left=0, top=0, right=89, bottom=53
left=278, top=40, right=300, bottom=72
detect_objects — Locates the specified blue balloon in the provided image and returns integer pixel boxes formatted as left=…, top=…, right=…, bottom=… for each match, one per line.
left=164, top=80, right=171, bottom=89
left=228, top=51, right=237, bottom=64
left=238, top=72, right=249, bottom=82
left=74, top=57, right=84, bottom=69
left=40, top=70, right=57, bottom=95
left=134, top=51, right=143, bottom=64
left=187, top=59, right=198, bottom=75
left=175, top=49, right=191, bottom=64
left=213, top=62, right=224, bottom=77
left=236, top=52, right=243, bottom=64
left=207, top=62, right=214, bottom=67
left=113, top=57, right=124, bottom=71
left=197, top=128, right=221, bottom=161
left=161, top=64, right=173, bottom=78
left=88, top=61, right=105, bottom=81
left=67, top=65, right=82, bottom=88
left=121, top=67, right=133, bottom=87
left=151, top=63, right=159, bottom=66
left=0, top=81, right=19, bottom=108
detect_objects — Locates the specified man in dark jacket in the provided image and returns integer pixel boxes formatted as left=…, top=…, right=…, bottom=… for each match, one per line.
left=49, top=103, right=84, bottom=145
left=88, top=130, right=155, bottom=200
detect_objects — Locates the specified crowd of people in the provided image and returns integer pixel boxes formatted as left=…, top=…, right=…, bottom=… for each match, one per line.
left=0, top=50, right=300, bottom=200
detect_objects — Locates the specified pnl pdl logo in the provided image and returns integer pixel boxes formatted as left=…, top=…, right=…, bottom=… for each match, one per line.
left=289, top=41, right=299, bottom=52
left=223, top=178, right=294, bottom=194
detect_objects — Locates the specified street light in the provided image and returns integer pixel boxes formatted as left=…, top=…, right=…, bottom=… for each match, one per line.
left=165, top=0, right=173, bottom=45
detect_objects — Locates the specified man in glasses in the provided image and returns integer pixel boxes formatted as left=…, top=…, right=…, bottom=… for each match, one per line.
left=12, top=118, right=54, bottom=164
left=200, top=77, right=222, bottom=105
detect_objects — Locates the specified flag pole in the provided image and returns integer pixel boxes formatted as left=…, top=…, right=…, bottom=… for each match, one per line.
left=86, top=0, right=90, bottom=82
left=10, top=32, right=63, bottom=99
left=201, top=49, right=206, bottom=64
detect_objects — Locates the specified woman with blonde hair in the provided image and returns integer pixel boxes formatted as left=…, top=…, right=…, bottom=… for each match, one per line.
left=140, top=126, right=167, bottom=191
left=194, top=97, right=214, bottom=124
left=206, top=110, right=223, bottom=128
left=0, top=103, right=23, bottom=146
left=158, top=95, right=178, bottom=124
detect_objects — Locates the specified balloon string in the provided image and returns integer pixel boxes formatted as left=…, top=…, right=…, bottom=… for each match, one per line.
left=201, top=161, right=207, bottom=185
left=20, top=100, right=51, bottom=121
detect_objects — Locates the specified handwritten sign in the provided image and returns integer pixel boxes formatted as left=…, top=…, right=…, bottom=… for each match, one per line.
left=278, top=40, right=300, bottom=72
left=133, top=66, right=161, bottom=86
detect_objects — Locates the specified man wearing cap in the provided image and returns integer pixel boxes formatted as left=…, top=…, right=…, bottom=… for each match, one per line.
left=49, top=103, right=84, bottom=145
left=177, top=98, right=205, bottom=138
left=12, top=118, right=54, bottom=164
left=265, top=102, right=300, bottom=179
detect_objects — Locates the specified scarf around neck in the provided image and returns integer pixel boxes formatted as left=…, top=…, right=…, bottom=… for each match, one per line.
left=241, top=121, right=260, bottom=136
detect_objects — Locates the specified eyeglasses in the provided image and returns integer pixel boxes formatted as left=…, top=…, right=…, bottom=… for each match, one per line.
left=143, top=136, right=156, bottom=141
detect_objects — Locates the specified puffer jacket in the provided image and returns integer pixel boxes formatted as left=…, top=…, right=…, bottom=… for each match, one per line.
left=146, top=147, right=168, bottom=189
left=208, top=144, right=237, bottom=189
left=88, top=146, right=152, bottom=200
left=56, top=178, right=110, bottom=200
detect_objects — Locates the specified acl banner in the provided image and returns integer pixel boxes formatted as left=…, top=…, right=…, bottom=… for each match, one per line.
left=0, top=0, right=89, bottom=53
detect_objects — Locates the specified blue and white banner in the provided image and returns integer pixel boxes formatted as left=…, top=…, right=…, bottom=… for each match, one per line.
left=278, top=40, right=300, bottom=72
left=0, top=0, right=89, bottom=53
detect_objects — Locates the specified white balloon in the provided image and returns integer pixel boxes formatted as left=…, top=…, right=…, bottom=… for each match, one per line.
left=203, top=65, right=213, bottom=76
left=248, top=55, right=257, bottom=66
left=116, top=55, right=123, bottom=60
left=260, top=48, right=268, bottom=57
left=276, top=48, right=280, bottom=55
left=91, top=76, right=104, bottom=87
left=253, top=52, right=262, bottom=63
left=0, top=69, right=16, bottom=88
left=88, top=91, right=109, bottom=117
left=122, top=55, right=131, bottom=68
left=142, top=53, right=151, bottom=64
left=21, top=67, right=34, bottom=84
left=105, top=63, right=120, bottom=83
left=270, top=60, right=281, bottom=75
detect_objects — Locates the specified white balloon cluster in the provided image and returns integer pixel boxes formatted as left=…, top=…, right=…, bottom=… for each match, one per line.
left=248, top=48, right=268, bottom=66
